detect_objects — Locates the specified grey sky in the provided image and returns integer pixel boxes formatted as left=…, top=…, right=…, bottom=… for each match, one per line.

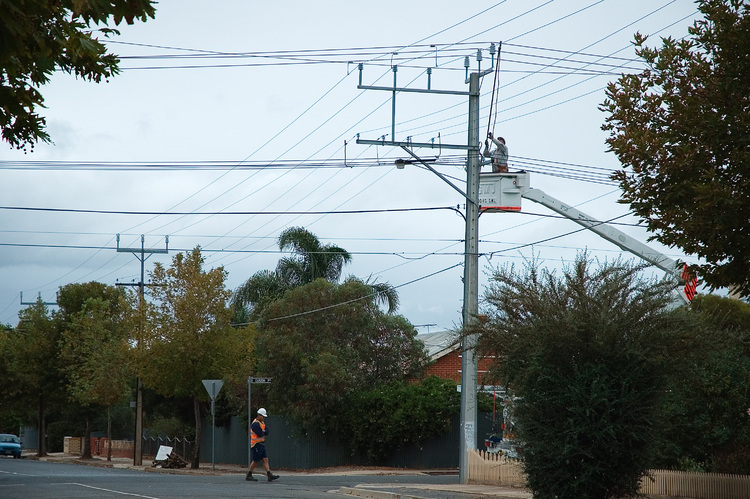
left=0, top=1, right=701, bottom=329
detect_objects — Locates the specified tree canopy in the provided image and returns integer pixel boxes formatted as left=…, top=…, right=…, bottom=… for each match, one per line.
left=477, top=255, right=688, bottom=499
left=257, top=277, right=428, bottom=432
left=277, top=226, right=352, bottom=286
left=144, top=247, right=254, bottom=468
left=5, top=299, right=64, bottom=456
left=233, top=226, right=353, bottom=319
left=601, top=0, right=750, bottom=297
left=654, top=294, right=750, bottom=473
left=57, top=282, right=133, bottom=459
left=0, top=0, right=156, bottom=151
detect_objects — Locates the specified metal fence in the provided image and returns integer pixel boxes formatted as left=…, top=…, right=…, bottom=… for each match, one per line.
left=142, top=436, right=194, bottom=460
left=197, top=412, right=498, bottom=469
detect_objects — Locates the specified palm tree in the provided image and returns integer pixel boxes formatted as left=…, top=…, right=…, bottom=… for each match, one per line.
left=232, top=227, right=352, bottom=317
left=343, top=276, right=400, bottom=314
left=276, top=227, right=352, bottom=286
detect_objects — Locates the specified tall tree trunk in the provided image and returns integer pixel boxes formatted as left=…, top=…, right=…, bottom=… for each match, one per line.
left=81, top=416, right=92, bottom=459
left=191, top=396, right=202, bottom=469
left=107, top=406, right=112, bottom=461
left=37, top=393, right=46, bottom=457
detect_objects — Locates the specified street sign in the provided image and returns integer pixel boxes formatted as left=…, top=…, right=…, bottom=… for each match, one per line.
left=202, top=379, right=224, bottom=400
left=249, top=377, right=272, bottom=384
left=201, top=379, right=224, bottom=471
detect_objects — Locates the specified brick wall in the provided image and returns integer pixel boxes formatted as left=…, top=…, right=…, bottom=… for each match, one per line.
left=63, top=436, right=133, bottom=458
left=63, top=436, right=81, bottom=455
left=424, top=348, right=497, bottom=385
left=91, top=437, right=133, bottom=458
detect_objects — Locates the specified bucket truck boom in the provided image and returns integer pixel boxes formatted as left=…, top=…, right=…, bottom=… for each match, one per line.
left=479, top=172, right=693, bottom=303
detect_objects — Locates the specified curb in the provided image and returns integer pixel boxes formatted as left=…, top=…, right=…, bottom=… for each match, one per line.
left=337, top=486, right=431, bottom=499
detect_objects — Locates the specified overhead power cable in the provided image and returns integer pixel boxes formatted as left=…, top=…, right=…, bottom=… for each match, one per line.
left=0, top=205, right=459, bottom=216
left=261, top=262, right=464, bottom=324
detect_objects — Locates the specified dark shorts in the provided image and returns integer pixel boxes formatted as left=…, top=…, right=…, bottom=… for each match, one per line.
left=252, top=444, right=267, bottom=462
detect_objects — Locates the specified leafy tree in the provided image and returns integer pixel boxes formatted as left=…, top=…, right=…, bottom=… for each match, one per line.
left=0, top=324, right=27, bottom=434
left=6, top=299, right=64, bottom=456
left=601, top=0, right=750, bottom=297
left=257, top=277, right=429, bottom=433
left=55, top=282, right=132, bottom=458
left=60, top=294, right=133, bottom=460
left=477, top=255, right=687, bottom=499
left=655, top=295, right=750, bottom=473
left=144, top=247, right=255, bottom=469
left=0, top=0, right=156, bottom=151
left=333, top=376, right=460, bottom=463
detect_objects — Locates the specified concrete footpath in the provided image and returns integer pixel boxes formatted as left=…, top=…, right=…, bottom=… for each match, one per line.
left=26, top=451, right=532, bottom=499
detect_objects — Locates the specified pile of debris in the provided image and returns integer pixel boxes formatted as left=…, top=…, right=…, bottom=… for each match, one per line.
left=152, top=451, right=188, bottom=469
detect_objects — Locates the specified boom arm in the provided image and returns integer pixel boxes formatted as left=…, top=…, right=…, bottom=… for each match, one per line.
left=521, top=188, right=681, bottom=278
left=520, top=187, right=688, bottom=303
left=478, top=172, right=692, bottom=302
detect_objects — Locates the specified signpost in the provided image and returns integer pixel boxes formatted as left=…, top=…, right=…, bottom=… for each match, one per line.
left=201, top=379, right=224, bottom=471
left=247, top=376, right=272, bottom=467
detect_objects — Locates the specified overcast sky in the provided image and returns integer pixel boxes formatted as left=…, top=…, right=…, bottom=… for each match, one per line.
left=1, top=0, right=701, bottom=330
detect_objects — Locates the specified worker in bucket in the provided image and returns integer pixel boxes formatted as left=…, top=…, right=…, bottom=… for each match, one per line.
left=483, top=132, right=508, bottom=172
left=246, top=408, right=279, bottom=482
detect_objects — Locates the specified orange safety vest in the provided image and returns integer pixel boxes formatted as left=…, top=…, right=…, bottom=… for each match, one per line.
left=250, top=418, right=266, bottom=447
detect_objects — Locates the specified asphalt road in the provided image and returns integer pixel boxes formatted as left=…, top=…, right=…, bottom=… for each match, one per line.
left=0, top=457, right=467, bottom=499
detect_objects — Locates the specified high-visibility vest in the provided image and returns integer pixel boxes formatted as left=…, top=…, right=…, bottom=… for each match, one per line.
left=250, top=419, right=266, bottom=447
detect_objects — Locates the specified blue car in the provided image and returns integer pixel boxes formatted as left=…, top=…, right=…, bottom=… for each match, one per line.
left=0, top=434, right=22, bottom=459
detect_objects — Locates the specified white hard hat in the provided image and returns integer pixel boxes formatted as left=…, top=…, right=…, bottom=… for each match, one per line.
left=257, top=408, right=268, bottom=417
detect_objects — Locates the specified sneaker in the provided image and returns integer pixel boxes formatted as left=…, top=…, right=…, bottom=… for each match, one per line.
left=245, top=472, right=258, bottom=482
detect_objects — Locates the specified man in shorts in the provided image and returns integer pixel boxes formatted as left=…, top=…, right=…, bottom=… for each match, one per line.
left=246, top=408, right=279, bottom=482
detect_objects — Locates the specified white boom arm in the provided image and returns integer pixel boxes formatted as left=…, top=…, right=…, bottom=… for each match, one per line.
left=478, top=172, right=690, bottom=302
left=521, top=188, right=681, bottom=278
left=521, top=188, right=688, bottom=303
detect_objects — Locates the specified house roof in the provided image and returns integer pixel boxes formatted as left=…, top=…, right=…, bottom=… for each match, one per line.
left=417, top=330, right=460, bottom=361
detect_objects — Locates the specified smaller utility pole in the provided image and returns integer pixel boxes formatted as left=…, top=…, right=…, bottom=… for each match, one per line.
left=116, top=234, right=169, bottom=466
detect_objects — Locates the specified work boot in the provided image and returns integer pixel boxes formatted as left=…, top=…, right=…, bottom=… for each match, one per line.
left=245, top=471, right=257, bottom=481
left=267, top=470, right=279, bottom=482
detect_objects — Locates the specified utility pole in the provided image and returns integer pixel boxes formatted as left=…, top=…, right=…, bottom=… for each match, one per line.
left=356, top=46, right=495, bottom=483
left=116, top=234, right=169, bottom=466
left=459, top=69, right=481, bottom=484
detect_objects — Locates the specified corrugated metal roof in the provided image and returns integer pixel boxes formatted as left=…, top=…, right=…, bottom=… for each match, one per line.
left=417, top=330, right=460, bottom=360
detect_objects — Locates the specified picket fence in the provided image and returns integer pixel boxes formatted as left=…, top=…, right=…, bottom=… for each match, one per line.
left=641, top=469, right=750, bottom=499
left=468, top=449, right=750, bottom=499
left=468, top=449, right=526, bottom=486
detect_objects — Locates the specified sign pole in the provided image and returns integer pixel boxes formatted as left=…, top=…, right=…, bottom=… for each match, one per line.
left=247, top=376, right=253, bottom=468
left=247, top=376, right=272, bottom=468
left=201, top=380, right=223, bottom=472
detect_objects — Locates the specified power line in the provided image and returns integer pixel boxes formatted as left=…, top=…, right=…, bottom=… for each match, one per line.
left=262, top=262, right=464, bottom=324
left=0, top=205, right=459, bottom=217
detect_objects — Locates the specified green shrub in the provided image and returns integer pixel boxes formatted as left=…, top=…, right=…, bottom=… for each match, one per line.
left=331, top=376, right=459, bottom=463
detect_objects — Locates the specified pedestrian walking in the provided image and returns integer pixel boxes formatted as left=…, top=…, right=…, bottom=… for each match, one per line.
left=246, top=408, right=279, bottom=482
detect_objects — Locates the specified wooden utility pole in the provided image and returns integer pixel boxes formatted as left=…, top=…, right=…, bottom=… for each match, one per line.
left=116, top=234, right=168, bottom=466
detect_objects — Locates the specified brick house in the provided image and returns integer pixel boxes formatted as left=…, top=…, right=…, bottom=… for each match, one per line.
left=418, top=330, right=498, bottom=387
